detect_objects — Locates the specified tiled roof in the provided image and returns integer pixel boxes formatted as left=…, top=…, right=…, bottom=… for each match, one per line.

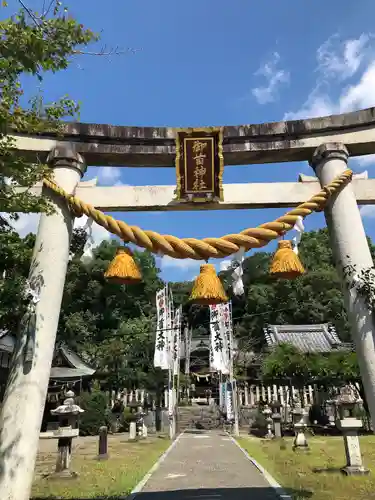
left=263, top=323, right=348, bottom=353
left=0, top=332, right=95, bottom=377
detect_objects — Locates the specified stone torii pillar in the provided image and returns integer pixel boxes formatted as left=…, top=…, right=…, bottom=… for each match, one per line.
left=0, top=145, right=86, bottom=500
left=310, top=142, right=375, bottom=429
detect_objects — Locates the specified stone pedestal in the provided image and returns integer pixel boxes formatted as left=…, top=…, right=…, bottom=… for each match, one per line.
left=337, top=418, right=369, bottom=476
left=292, top=407, right=309, bottom=451
left=54, top=437, right=76, bottom=478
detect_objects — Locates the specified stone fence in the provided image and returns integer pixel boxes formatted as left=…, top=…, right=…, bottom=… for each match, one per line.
left=111, top=383, right=362, bottom=410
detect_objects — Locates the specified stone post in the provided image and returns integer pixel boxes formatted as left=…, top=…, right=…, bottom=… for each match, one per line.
left=249, top=385, right=255, bottom=406
left=0, top=145, right=85, bottom=500
left=129, top=421, right=137, bottom=441
left=271, top=400, right=283, bottom=438
left=244, top=382, right=249, bottom=407
left=310, top=143, right=375, bottom=429
left=142, top=423, right=148, bottom=438
left=164, top=389, right=168, bottom=409
left=97, top=426, right=109, bottom=460
left=255, top=385, right=260, bottom=404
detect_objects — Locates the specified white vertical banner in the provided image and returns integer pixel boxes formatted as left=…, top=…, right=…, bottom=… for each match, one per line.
left=219, top=382, right=226, bottom=411
left=167, top=286, right=174, bottom=370
left=172, top=306, right=182, bottom=376
left=221, top=301, right=233, bottom=374
left=209, top=304, right=230, bottom=375
left=153, top=287, right=169, bottom=370
left=226, top=381, right=234, bottom=421
left=184, top=327, right=192, bottom=375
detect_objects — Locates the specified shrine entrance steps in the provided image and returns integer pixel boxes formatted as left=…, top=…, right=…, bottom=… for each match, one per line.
left=177, top=404, right=219, bottom=432
left=129, top=430, right=283, bottom=500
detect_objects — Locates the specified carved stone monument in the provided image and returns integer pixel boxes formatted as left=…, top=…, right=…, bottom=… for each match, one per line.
left=335, top=384, right=369, bottom=476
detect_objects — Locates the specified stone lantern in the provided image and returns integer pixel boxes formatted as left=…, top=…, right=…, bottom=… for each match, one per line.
left=49, top=390, right=84, bottom=478
left=270, top=399, right=282, bottom=438
left=262, top=405, right=274, bottom=439
left=335, top=384, right=369, bottom=476
left=292, top=400, right=309, bottom=451
left=136, top=405, right=147, bottom=438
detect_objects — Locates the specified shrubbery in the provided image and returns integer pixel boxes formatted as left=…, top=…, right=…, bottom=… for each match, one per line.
left=78, top=391, right=109, bottom=436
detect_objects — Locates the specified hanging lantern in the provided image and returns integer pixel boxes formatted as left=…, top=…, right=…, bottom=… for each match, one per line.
left=104, top=246, right=142, bottom=285
left=189, top=263, right=228, bottom=305
left=269, top=240, right=305, bottom=279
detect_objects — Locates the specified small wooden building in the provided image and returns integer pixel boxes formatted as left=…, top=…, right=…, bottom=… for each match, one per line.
left=0, top=331, right=96, bottom=430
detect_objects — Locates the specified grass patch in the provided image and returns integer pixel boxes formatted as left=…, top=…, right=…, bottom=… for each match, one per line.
left=32, top=434, right=170, bottom=499
left=237, top=435, right=375, bottom=500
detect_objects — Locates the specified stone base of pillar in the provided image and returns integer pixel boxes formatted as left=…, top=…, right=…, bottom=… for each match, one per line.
left=45, top=470, right=78, bottom=480
left=341, top=466, right=369, bottom=476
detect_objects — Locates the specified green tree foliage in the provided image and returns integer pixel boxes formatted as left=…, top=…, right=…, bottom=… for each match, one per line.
left=78, top=390, right=109, bottom=436
left=0, top=228, right=35, bottom=331
left=1, top=225, right=374, bottom=392
left=60, top=240, right=163, bottom=348
left=262, top=342, right=360, bottom=387
left=224, top=229, right=355, bottom=346
left=0, top=2, right=97, bottom=227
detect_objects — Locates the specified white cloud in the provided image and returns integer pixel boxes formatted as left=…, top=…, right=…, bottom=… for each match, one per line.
left=4, top=213, right=40, bottom=237
left=160, top=255, right=203, bottom=272
left=353, top=154, right=375, bottom=167
left=339, top=61, right=375, bottom=112
left=74, top=215, right=111, bottom=252
left=84, top=166, right=123, bottom=186
left=316, top=34, right=371, bottom=80
left=284, top=33, right=375, bottom=122
left=252, top=52, right=289, bottom=104
left=1, top=212, right=111, bottom=252
left=219, top=260, right=232, bottom=272
left=360, top=205, right=375, bottom=218
left=97, top=166, right=122, bottom=184
left=284, top=88, right=335, bottom=121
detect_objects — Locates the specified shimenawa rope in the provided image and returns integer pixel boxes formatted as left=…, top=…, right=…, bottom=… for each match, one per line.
left=42, top=169, right=353, bottom=261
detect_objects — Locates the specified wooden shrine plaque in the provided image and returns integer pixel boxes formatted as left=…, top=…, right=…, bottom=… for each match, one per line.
left=175, top=127, right=224, bottom=202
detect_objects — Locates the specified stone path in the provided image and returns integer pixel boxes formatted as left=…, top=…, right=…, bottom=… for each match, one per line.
left=131, top=430, right=283, bottom=500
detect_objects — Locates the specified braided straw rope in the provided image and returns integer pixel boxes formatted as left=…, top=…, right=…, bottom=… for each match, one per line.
left=43, top=169, right=353, bottom=260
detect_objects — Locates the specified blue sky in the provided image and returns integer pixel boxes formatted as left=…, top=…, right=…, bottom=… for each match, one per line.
left=7, top=0, right=375, bottom=281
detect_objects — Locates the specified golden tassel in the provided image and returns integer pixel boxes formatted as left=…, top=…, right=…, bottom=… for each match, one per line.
left=104, top=246, right=142, bottom=285
left=189, top=263, right=228, bottom=305
left=269, top=240, right=305, bottom=279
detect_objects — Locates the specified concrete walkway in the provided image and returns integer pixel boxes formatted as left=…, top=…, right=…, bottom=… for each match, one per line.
left=131, top=430, right=284, bottom=500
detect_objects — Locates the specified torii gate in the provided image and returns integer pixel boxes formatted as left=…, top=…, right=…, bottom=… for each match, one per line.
left=2, top=107, right=375, bottom=499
